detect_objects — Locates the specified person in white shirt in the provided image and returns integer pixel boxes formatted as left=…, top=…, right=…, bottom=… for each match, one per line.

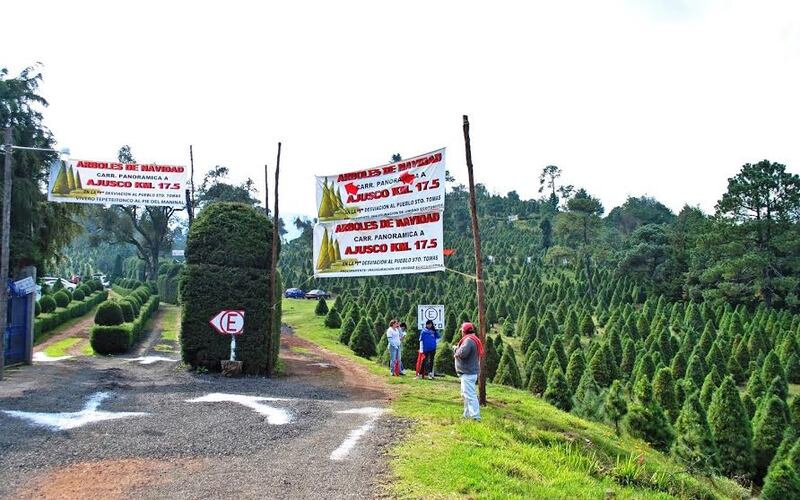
left=397, top=322, right=408, bottom=375
left=386, top=320, right=402, bottom=376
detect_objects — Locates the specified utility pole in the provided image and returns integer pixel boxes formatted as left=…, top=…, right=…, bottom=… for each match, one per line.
left=267, top=143, right=281, bottom=375
left=186, top=145, right=195, bottom=227
left=0, top=127, right=13, bottom=380
left=462, top=115, right=487, bottom=406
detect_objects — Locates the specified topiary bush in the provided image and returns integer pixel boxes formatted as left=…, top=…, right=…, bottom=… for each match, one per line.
left=72, top=288, right=85, bottom=302
left=91, top=325, right=132, bottom=354
left=180, top=202, right=279, bottom=374
left=95, top=300, right=125, bottom=326
left=118, top=300, right=135, bottom=323
left=53, top=290, right=71, bottom=308
left=40, top=295, right=56, bottom=313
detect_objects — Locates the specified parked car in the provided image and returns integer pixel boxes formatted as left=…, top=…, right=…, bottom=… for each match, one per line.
left=40, top=276, right=78, bottom=292
left=284, top=288, right=306, bottom=299
left=305, top=289, right=330, bottom=299
left=92, top=273, right=111, bottom=288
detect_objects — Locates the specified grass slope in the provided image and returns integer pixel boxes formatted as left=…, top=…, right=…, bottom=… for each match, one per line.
left=283, top=299, right=746, bottom=500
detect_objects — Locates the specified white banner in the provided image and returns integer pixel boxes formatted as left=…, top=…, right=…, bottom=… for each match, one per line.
left=47, top=158, right=188, bottom=207
left=313, top=211, right=444, bottom=277
left=316, top=148, right=445, bottom=221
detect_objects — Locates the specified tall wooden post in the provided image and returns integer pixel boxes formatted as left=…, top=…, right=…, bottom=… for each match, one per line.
left=462, top=115, right=487, bottom=405
left=0, top=127, right=13, bottom=380
left=264, top=165, right=269, bottom=217
left=186, top=145, right=195, bottom=227
left=267, top=143, right=281, bottom=375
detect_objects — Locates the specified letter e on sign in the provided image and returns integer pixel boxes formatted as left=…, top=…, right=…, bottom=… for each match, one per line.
left=209, top=310, right=246, bottom=335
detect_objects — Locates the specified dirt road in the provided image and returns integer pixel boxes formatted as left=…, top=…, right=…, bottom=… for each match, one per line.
left=0, top=315, right=394, bottom=499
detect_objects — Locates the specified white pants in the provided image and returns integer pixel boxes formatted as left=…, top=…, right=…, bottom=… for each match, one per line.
left=459, top=374, right=481, bottom=420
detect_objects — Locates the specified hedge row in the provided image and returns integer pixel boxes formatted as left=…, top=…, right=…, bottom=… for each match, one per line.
left=33, top=290, right=109, bottom=342
left=157, top=263, right=183, bottom=304
left=90, top=293, right=160, bottom=354
left=116, top=278, right=144, bottom=290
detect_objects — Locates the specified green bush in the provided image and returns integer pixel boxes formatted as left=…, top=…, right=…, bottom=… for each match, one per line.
left=95, top=300, right=125, bottom=326
left=761, top=460, right=800, bottom=500
left=90, top=325, right=132, bottom=354
left=72, top=288, right=85, bottom=301
left=40, top=295, right=55, bottom=313
left=315, top=297, right=329, bottom=316
left=53, top=290, right=71, bottom=308
left=180, top=202, right=278, bottom=374
left=340, top=316, right=356, bottom=344
left=325, top=307, right=342, bottom=328
left=349, top=317, right=377, bottom=358
left=34, top=290, right=108, bottom=342
left=118, top=300, right=135, bottom=323
left=433, top=340, right=456, bottom=376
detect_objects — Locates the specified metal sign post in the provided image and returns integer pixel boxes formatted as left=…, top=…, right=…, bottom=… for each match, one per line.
left=209, top=309, right=245, bottom=365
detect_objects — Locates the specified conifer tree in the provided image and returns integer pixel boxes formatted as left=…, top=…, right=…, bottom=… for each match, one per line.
left=761, top=460, right=800, bottom=500
left=671, top=393, right=719, bottom=474
left=494, top=345, right=522, bottom=388
left=565, top=350, right=586, bottom=392
left=624, top=376, right=675, bottom=452
left=433, top=341, right=456, bottom=376
left=339, top=316, right=356, bottom=345
left=544, top=368, right=572, bottom=411
left=315, top=297, right=329, bottom=316
left=580, top=314, right=595, bottom=337
left=699, top=370, right=719, bottom=409
left=324, top=307, right=342, bottom=328
left=653, top=367, right=679, bottom=422
left=484, top=336, right=500, bottom=381
left=527, top=362, right=547, bottom=396
left=349, top=318, right=377, bottom=358
left=572, top=370, right=604, bottom=421
left=754, top=396, right=790, bottom=483
left=707, top=377, right=754, bottom=479
left=605, top=379, right=628, bottom=435
left=589, top=343, right=614, bottom=387
left=685, top=353, right=707, bottom=387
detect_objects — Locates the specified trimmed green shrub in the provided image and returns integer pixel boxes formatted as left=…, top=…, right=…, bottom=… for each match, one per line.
left=72, top=288, right=85, bottom=302
left=340, top=317, right=356, bottom=345
left=544, top=368, right=572, bottom=411
left=90, top=325, right=131, bottom=354
left=180, top=202, right=278, bottom=374
left=527, top=362, right=547, bottom=396
left=40, top=295, right=56, bottom=313
left=33, top=290, right=109, bottom=342
left=708, top=376, right=754, bottom=479
left=315, top=297, right=329, bottom=316
left=118, top=300, right=135, bottom=323
left=95, top=301, right=125, bottom=326
left=54, top=290, right=71, bottom=308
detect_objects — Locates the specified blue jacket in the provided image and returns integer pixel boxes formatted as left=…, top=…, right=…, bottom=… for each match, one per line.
left=420, top=328, right=440, bottom=353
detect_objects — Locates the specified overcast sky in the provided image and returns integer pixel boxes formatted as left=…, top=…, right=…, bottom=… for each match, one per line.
left=5, top=0, right=800, bottom=221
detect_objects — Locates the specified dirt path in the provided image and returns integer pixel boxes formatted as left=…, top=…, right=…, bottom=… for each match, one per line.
left=34, top=308, right=99, bottom=353
left=0, top=313, right=394, bottom=499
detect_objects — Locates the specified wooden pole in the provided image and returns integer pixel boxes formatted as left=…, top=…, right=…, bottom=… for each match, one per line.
left=462, top=115, right=487, bottom=406
left=186, top=145, right=195, bottom=227
left=0, top=127, right=13, bottom=380
left=267, top=143, right=281, bottom=375
left=264, top=165, right=269, bottom=217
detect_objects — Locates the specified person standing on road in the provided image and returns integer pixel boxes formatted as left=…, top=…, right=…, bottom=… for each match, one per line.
left=418, top=320, right=440, bottom=379
left=386, top=320, right=402, bottom=376
left=454, top=322, right=484, bottom=421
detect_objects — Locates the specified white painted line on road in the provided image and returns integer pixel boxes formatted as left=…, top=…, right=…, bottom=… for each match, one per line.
left=126, top=356, right=178, bottom=365
left=330, top=407, right=387, bottom=461
left=33, top=352, right=73, bottom=362
left=186, top=393, right=294, bottom=425
left=1, top=392, right=149, bottom=431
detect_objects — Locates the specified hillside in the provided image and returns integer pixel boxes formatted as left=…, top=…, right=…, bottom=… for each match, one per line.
left=284, top=299, right=747, bottom=499
left=280, top=164, right=800, bottom=496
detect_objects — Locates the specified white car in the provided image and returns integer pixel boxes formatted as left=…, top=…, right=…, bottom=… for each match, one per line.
left=40, top=276, right=77, bottom=292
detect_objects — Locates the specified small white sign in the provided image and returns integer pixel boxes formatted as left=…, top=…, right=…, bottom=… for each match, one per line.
left=417, top=304, right=445, bottom=331
left=13, top=277, right=36, bottom=295
left=172, top=249, right=185, bottom=257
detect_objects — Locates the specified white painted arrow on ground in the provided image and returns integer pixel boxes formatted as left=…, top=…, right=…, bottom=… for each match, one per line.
left=330, top=407, right=387, bottom=461
left=33, top=352, right=73, bottom=362
left=186, top=393, right=294, bottom=425
left=126, top=356, right=178, bottom=365
left=1, top=392, right=149, bottom=431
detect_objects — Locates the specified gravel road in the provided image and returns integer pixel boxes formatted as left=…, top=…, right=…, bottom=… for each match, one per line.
left=0, top=312, right=395, bottom=499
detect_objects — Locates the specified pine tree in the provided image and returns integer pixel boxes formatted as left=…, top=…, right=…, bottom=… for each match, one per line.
left=754, top=395, right=790, bottom=483
left=572, top=370, right=604, bottom=421
left=707, top=377, right=754, bottom=479
left=315, top=297, right=329, bottom=316
left=786, top=353, right=800, bottom=384
left=685, top=353, right=706, bottom=388
left=589, top=343, right=613, bottom=387
left=605, top=379, right=628, bottom=435
left=699, top=370, right=719, bottom=410
left=433, top=341, right=456, bottom=376
left=339, top=316, right=356, bottom=345
left=761, top=460, right=800, bottom=500
left=624, top=376, right=675, bottom=452
left=484, top=336, right=500, bottom=381
left=494, top=345, right=522, bottom=388
left=324, top=307, right=342, bottom=328
left=580, top=314, right=595, bottom=337
left=653, top=367, right=679, bottom=422
left=565, top=350, right=586, bottom=393
left=527, top=363, right=547, bottom=396
left=544, top=368, right=572, bottom=411
left=349, top=318, right=376, bottom=358
left=671, top=393, right=719, bottom=474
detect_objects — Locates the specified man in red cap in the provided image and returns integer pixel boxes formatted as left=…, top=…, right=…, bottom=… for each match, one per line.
left=454, top=322, right=484, bottom=421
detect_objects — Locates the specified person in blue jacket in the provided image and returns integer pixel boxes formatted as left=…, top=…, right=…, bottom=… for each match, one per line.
left=419, top=320, right=441, bottom=379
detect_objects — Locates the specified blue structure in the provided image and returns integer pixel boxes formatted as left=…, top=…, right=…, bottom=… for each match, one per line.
left=3, top=276, right=35, bottom=367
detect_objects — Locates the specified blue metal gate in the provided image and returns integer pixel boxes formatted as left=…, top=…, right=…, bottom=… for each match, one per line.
left=3, top=295, right=28, bottom=366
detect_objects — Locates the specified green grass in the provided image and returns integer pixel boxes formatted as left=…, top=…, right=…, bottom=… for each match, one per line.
left=289, top=346, right=313, bottom=355
left=34, top=303, right=102, bottom=346
left=283, top=300, right=747, bottom=500
left=160, top=305, right=181, bottom=342
left=82, top=342, right=94, bottom=356
left=43, top=337, right=82, bottom=357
